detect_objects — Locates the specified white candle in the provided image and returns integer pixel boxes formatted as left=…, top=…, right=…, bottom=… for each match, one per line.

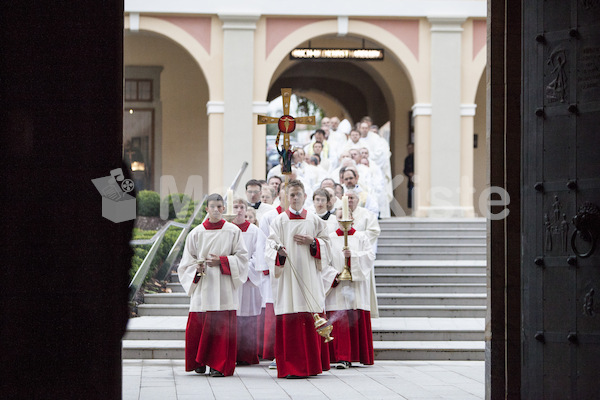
left=342, top=195, right=349, bottom=220
left=227, top=189, right=233, bottom=215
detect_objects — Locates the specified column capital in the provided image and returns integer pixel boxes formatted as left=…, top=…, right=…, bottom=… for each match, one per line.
left=218, top=13, right=260, bottom=30
left=460, top=103, right=477, bottom=116
left=412, top=103, right=432, bottom=116
left=252, top=101, right=269, bottom=115
left=206, top=101, right=225, bottom=115
left=427, top=16, right=466, bottom=32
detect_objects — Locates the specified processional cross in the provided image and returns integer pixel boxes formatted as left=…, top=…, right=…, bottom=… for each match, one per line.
left=257, top=88, right=315, bottom=175
left=256, top=90, right=334, bottom=342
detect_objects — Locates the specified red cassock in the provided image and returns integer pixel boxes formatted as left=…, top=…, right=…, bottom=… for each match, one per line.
left=327, top=309, right=374, bottom=365
left=275, top=312, right=330, bottom=378
left=236, top=316, right=259, bottom=364
left=262, top=303, right=277, bottom=360
left=185, top=311, right=237, bottom=375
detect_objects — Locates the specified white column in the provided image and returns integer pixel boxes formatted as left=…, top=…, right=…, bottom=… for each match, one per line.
left=206, top=101, right=225, bottom=193
left=219, top=13, right=260, bottom=190
left=428, top=16, right=466, bottom=217
left=411, top=103, right=432, bottom=218
left=460, top=103, right=477, bottom=217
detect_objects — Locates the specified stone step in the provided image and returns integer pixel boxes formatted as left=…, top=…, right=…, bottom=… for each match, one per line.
left=144, top=293, right=190, bottom=305
left=378, top=218, right=486, bottom=230
left=376, top=283, right=486, bottom=294
left=374, top=260, right=486, bottom=274
left=375, top=273, right=486, bottom=284
left=370, top=317, right=484, bottom=341
left=377, top=236, right=485, bottom=245
left=373, top=341, right=484, bottom=361
left=378, top=227, right=486, bottom=237
left=167, top=283, right=184, bottom=293
left=139, top=288, right=487, bottom=310
left=137, top=303, right=189, bottom=317
left=378, top=305, right=486, bottom=318
left=124, top=316, right=485, bottom=342
left=376, top=293, right=486, bottom=306
left=376, top=253, right=486, bottom=261
left=121, top=339, right=484, bottom=361
left=377, top=243, right=487, bottom=254
left=122, top=340, right=185, bottom=359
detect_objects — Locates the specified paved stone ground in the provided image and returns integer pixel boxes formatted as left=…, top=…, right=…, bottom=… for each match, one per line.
left=123, top=359, right=484, bottom=399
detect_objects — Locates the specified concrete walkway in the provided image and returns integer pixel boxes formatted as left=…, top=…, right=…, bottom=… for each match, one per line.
left=123, top=359, right=484, bottom=399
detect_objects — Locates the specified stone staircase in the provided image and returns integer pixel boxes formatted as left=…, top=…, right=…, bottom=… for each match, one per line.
left=123, top=217, right=487, bottom=361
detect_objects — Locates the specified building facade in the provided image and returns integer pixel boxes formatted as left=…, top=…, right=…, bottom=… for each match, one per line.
left=124, top=0, right=487, bottom=217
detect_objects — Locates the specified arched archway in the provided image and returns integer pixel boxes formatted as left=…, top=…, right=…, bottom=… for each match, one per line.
left=258, top=21, right=420, bottom=215
left=124, top=20, right=210, bottom=194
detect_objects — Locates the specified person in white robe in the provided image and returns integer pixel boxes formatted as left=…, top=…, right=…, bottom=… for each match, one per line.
left=267, top=176, right=282, bottom=208
left=265, top=179, right=333, bottom=378
left=342, top=128, right=364, bottom=153
left=178, top=193, right=249, bottom=377
left=357, top=121, right=393, bottom=218
left=231, top=198, right=266, bottom=365
left=320, top=179, right=343, bottom=210
left=345, top=190, right=381, bottom=318
left=245, top=179, right=274, bottom=221
left=256, top=189, right=286, bottom=363
left=325, top=214, right=375, bottom=368
left=327, top=117, right=348, bottom=168
left=309, top=188, right=338, bottom=234
left=342, top=168, right=379, bottom=216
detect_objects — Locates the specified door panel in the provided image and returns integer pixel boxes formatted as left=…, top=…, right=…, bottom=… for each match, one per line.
left=523, top=0, right=600, bottom=397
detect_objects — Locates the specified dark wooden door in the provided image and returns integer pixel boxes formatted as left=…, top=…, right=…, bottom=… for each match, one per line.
left=522, top=1, right=600, bottom=398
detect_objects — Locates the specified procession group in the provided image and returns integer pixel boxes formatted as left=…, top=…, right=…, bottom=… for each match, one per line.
left=267, top=116, right=394, bottom=218
left=178, top=117, right=386, bottom=379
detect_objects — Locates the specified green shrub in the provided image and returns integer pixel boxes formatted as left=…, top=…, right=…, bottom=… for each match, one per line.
left=132, top=228, right=157, bottom=240
left=161, top=193, right=192, bottom=220
left=137, top=190, right=160, bottom=217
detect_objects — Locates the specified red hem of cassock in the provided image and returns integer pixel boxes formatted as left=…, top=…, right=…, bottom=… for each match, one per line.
left=185, top=311, right=237, bottom=375
left=327, top=309, right=374, bottom=365
left=257, top=307, right=265, bottom=355
left=236, top=316, right=259, bottom=364
left=262, top=303, right=276, bottom=360
left=275, top=312, right=330, bottom=378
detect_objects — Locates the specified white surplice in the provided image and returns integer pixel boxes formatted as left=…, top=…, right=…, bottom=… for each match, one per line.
left=178, top=220, right=248, bottom=312
left=266, top=209, right=332, bottom=315
left=349, top=206, right=381, bottom=317
left=325, top=230, right=375, bottom=312
left=237, top=222, right=266, bottom=317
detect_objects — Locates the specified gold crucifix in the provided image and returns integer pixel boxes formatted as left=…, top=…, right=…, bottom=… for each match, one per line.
left=257, top=88, right=316, bottom=174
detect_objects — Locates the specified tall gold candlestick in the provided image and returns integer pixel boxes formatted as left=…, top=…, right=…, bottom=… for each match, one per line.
left=337, top=219, right=353, bottom=281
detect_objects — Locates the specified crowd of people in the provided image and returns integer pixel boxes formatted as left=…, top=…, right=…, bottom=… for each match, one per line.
left=178, top=172, right=382, bottom=379
left=267, top=116, right=394, bottom=218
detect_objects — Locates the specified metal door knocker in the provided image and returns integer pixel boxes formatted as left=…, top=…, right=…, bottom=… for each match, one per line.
left=571, top=202, right=600, bottom=258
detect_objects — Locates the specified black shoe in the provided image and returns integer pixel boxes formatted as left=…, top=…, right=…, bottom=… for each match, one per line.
left=209, top=368, right=224, bottom=377
left=236, top=361, right=251, bottom=366
left=194, top=366, right=206, bottom=374
left=335, top=361, right=351, bottom=369
left=286, top=375, right=307, bottom=379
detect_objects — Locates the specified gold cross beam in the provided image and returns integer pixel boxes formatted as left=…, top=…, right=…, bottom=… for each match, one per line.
left=257, top=88, right=316, bottom=149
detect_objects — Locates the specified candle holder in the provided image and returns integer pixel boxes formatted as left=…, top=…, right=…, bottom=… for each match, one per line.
left=222, top=213, right=237, bottom=222
left=337, top=219, right=353, bottom=281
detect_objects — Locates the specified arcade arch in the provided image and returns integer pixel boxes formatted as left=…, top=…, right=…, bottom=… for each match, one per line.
left=257, top=22, right=418, bottom=215
left=124, top=18, right=211, bottom=195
